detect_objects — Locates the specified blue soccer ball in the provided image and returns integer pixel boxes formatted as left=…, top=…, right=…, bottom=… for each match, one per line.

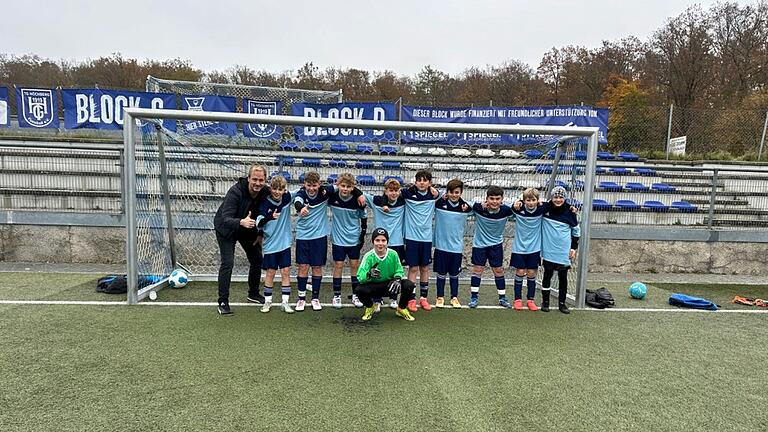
left=629, top=282, right=647, bottom=299
left=168, top=269, right=189, bottom=289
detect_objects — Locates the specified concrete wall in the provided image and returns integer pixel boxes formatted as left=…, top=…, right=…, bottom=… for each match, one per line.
left=2, top=224, right=767, bottom=276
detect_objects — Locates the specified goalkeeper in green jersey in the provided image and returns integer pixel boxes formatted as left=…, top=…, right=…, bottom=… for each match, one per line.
left=355, top=228, right=416, bottom=321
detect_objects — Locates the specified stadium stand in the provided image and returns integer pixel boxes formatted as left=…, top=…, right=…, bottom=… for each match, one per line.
left=625, top=182, right=650, bottom=192
left=302, top=158, right=321, bottom=167
left=643, top=200, right=669, bottom=211
left=615, top=199, right=641, bottom=210
left=304, top=143, right=324, bottom=152
left=330, top=143, right=349, bottom=153
left=599, top=181, right=623, bottom=191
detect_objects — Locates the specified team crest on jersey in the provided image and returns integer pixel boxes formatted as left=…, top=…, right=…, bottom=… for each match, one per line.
left=245, top=101, right=278, bottom=137
left=21, top=89, right=55, bottom=128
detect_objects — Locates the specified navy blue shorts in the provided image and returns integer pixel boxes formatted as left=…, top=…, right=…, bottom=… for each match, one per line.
left=332, top=244, right=361, bottom=262
left=390, top=245, right=406, bottom=265
left=471, top=244, right=504, bottom=268
left=296, top=237, right=327, bottom=267
left=433, top=249, right=463, bottom=276
left=405, top=239, right=432, bottom=266
left=262, top=248, right=291, bottom=270
left=510, top=251, right=541, bottom=270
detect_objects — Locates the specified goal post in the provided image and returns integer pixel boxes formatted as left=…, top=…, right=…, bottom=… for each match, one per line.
left=123, top=107, right=599, bottom=306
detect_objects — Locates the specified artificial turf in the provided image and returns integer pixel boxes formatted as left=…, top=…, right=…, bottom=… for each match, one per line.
left=1, top=273, right=767, bottom=431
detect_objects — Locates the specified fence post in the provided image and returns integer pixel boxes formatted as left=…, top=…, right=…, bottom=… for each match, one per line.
left=759, top=110, right=768, bottom=162
left=707, top=169, right=718, bottom=229
left=665, top=103, right=674, bottom=159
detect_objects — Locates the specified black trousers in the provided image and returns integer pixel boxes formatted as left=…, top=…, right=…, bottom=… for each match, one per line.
left=542, top=267, right=569, bottom=304
left=216, top=231, right=263, bottom=302
left=354, top=279, right=415, bottom=309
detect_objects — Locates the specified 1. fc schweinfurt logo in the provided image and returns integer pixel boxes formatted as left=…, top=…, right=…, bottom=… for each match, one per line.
left=245, top=101, right=278, bottom=137
left=21, top=89, right=55, bottom=128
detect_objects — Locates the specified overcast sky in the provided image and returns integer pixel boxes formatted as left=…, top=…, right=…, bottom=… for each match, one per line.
left=2, top=0, right=726, bottom=77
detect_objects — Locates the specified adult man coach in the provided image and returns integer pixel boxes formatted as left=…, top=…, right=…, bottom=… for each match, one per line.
left=214, top=164, right=270, bottom=315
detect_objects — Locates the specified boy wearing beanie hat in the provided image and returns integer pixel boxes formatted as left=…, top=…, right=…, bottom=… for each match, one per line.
left=355, top=228, right=417, bottom=321
left=540, top=186, right=580, bottom=313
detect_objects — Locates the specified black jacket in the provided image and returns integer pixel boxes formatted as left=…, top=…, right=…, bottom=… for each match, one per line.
left=213, top=177, right=269, bottom=240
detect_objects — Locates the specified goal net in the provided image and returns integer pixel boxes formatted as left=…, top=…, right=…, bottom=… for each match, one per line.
left=122, top=108, right=600, bottom=306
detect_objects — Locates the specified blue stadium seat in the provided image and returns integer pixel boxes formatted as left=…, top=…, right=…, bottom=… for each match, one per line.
left=568, top=199, right=583, bottom=209
left=270, top=171, right=292, bottom=181
left=599, top=181, right=622, bottom=191
left=356, top=144, right=374, bottom=154
left=597, top=151, right=615, bottom=160
left=651, top=183, right=676, bottom=192
left=302, top=158, right=321, bottom=167
left=595, top=166, right=607, bottom=174
left=382, top=161, right=401, bottom=169
left=379, top=145, right=398, bottom=155
left=383, top=175, right=404, bottom=185
left=618, top=152, right=640, bottom=161
left=643, top=200, right=669, bottom=212
left=329, top=160, right=348, bottom=168
left=546, top=180, right=569, bottom=190
left=615, top=199, right=641, bottom=210
left=535, top=164, right=553, bottom=174
left=625, top=182, right=650, bottom=192
left=609, top=167, right=630, bottom=175
left=572, top=180, right=585, bottom=190
left=593, top=199, right=612, bottom=210
left=355, top=160, right=374, bottom=169
left=275, top=156, right=295, bottom=166
left=574, top=151, right=587, bottom=160
left=356, top=175, right=376, bottom=186
left=327, top=174, right=338, bottom=184
left=524, top=149, right=544, bottom=159
left=330, top=143, right=349, bottom=153
left=634, top=168, right=656, bottom=176
left=299, top=172, right=306, bottom=183
left=280, top=142, right=299, bottom=151
left=304, top=143, right=324, bottom=152
left=547, top=150, right=557, bottom=159
left=672, top=201, right=698, bottom=212
left=559, top=165, right=574, bottom=174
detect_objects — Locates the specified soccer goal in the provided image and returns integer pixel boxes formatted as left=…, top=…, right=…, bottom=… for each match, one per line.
left=122, top=107, right=600, bottom=306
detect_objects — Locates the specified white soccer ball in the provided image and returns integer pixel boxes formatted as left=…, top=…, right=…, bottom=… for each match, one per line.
left=168, top=269, right=189, bottom=289
left=148, top=291, right=158, bottom=301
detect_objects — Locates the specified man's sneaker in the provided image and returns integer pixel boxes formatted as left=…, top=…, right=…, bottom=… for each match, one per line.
left=419, top=297, right=432, bottom=311
left=526, top=300, right=540, bottom=311
left=374, top=302, right=382, bottom=314
left=499, top=298, right=512, bottom=309
left=246, top=293, right=265, bottom=304
left=513, top=299, right=524, bottom=311
left=332, top=295, right=343, bottom=309
left=389, top=299, right=398, bottom=309
left=311, top=298, right=322, bottom=311
left=260, top=301, right=272, bottom=313
left=351, top=294, right=364, bottom=308
left=468, top=297, right=479, bottom=309
left=295, top=299, right=306, bottom=312
left=407, top=299, right=418, bottom=313
left=362, top=306, right=376, bottom=321
left=281, top=302, right=295, bottom=314
left=435, top=297, right=445, bottom=308
left=450, top=297, right=462, bottom=309
left=395, top=308, right=415, bottom=321
left=218, top=302, right=233, bottom=315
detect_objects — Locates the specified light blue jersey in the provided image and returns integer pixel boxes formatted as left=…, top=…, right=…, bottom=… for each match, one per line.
left=433, top=197, right=472, bottom=253
left=402, top=186, right=437, bottom=242
left=294, top=185, right=334, bottom=240
left=329, top=192, right=366, bottom=247
left=364, top=193, right=405, bottom=247
left=256, top=191, right=295, bottom=254
left=511, top=202, right=547, bottom=254
left=472, top=203, right=514, bottom=248
left=541, top=206, right=581, bottom=265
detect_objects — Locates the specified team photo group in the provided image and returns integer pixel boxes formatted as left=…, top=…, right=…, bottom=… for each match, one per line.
left=214, top=164, right=580, bottom=321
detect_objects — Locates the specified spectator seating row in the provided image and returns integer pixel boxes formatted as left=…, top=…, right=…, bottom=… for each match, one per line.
left=598, top=182, right=676, bottom=192
left=525, top=149, right=640, bottom=161
left=592, top=199, right=698, bottom=212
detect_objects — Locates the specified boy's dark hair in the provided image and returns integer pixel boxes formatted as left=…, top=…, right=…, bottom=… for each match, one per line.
left=414, top=170, right=432, bottom=182
left=446, top=179, right=464, bottom=192
left=303, top=171, right=320, bottom=184
left=486, top=185, right=504, bottom=197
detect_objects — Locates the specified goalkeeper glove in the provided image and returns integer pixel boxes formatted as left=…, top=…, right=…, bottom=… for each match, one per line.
left=366, top=263, right=381, bottom=280
left=388, top=277, right=401, bottom=296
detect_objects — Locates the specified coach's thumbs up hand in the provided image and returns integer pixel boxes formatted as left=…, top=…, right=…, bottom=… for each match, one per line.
left=240, top=211, right=256, bottom=228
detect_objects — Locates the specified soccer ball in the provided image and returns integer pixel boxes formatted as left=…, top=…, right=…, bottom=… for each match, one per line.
left=629, top=282, right=647, bottom=299
left=168, top=269, right=189, bottom=289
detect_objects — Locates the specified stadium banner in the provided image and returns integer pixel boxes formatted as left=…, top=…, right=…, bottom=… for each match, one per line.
left=243, top=99, right=283, bottom=139
left=0, top=87, right=8, bottom=127
left=181, top=94, right=237, bottom=136
left=291, top=102, right=396, bottom=141
left=62, top=88, right=177, bottom=131
left=16, top=87, right=59, bottom=129
left=401, top=105, right=608, bottom=145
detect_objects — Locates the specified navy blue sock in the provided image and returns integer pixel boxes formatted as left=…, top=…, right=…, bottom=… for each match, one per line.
left=297, top=276, right=308, bottom=300
left=264, top=285, right=273, bottom=301
left=351, top=276, right=359, bottom=293
left=281, top=285, right=291, bottom=303
left=527, top=277, right=537, bottom=300
left=495, top=275, right=506, bottom=299
left=333, top=277, right=342, bottom=297
left=514, top=275, right=524, bottom=300
left=436, top=274, right=446, bottom=297
left=311, top=276, right=322, bottom=300
left=419, top=281, right=429, bottom=298
left=470, top=273, right=481, bottom=299
left=449, top=275, right=459, bottom=298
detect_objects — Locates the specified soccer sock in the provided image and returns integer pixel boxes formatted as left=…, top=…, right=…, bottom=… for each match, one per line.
left=351, top=276, right=359, bottom=295
left=311, top=276, right=322, bottom=300
left=281, top=286, right=291, bottom=304
left=264, top=285, right=273, bottom=303
left=420, top=281, right=429, bottom=298
left=297, top=276, right=308, bottom=301
left=449, top=275, right=459, bottom=298
left=470, top=272, right=481, bottom=299
left=541, top=288, right=551, bottom=305
left=333, top=277, right=342, bottom=297
left=526, top=277, right=537, bottom=300
left=495, top=275, right=506, bottom=299
left=513, top=275, right=524, bottom=300
left=558, top=270, right=568, bottom=304
left=436, top=273, right=446, bottom=297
